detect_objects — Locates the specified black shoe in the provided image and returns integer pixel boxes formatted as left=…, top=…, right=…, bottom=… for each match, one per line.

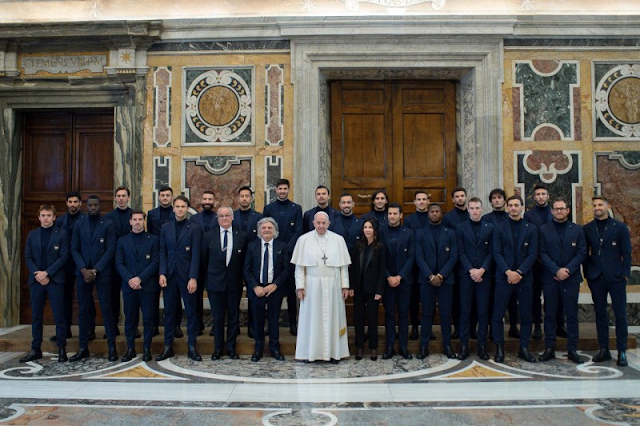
left=567, top=350, right=583, bottom=364
left=538, top=347, right=555, bottom=362
left=416, top=346, right=429, bottom=359
left=211, top=350, right=223, bottom=360
left=617, top=351, right=628, bottom=367
left=399, top=347, right=413, bottom=360
left=122, top=348, right=136, bottom=362
left=187, top=346, right=202, bottom=362
left=58, top=347, right=68, bottom=363
left=593, top=348, right=612, bottom=362
left=477, top=344, right=489, bottom=360
left=355, top=347, right=363, bottom=361
left=19, top=349, right=43, bottom=363
left=494, top=344, right=504, bottom=363
left=451, top=329, right=460, bottom=340
left=518, top=347, right=537, bottom=363
left=251, top=352, right=263, bottom=362
left=271, top=351, right=285, bottom=361
left=370, top=349, right=378, bottom=361
left=248, top=327, right=255, bottom=339
left=88, top=330, right=96, bottom=341
left=443, top=346, right=457, bottom=359
left=290, top=324, right=297, bottom=336
left=108, top=347, right=118, bottom=362
left=228, top=351, right=240, bottom=360
left=329, top=358, right=340, bottom=364
left=69, top=348, right=90, bottom=362
left=175, top=326, right=184, bottom=338
left=152, top=327, right=160, bottom=337
left=143, top=348, right=152, bottom=362
left=430, top=333, right=436, bottom=341
left=382, top=347, right=395, bottom=360
left=409, top=327, right=419, bottom=340
left=532, top=325, right=542, bottom=340
left=197, top=329, right=203, bottom=336
left=209, top=328, right=215, bottom=336
left=457, top=345, right=469, bottom=360
left=556, top=326, right=568, bottom=338
left=134, top=327, right=141, bottom=339
left=508, top=327, right=520, bottom=339
left=155, top=346, right=174, bottom=361
left=50, top=331, right=71, bottom=342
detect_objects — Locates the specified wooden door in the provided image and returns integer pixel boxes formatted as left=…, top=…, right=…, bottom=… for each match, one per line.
left=21, top=110, right=114, bottom=324
left=331, top=80, right=457, bottom=215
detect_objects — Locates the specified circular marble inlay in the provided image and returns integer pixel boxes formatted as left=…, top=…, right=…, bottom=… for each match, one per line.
left=608, top=77, right=640, bottom=124
left=198, top=86, right=239, bottom=127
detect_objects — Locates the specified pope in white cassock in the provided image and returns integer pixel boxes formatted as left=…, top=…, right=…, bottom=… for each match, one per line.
left=291, top=211, right=351, bottom=363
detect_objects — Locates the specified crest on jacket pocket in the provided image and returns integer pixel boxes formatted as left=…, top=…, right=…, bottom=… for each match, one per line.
left=54, top=245, right=60, bottom=251
left=185, top=246, right=191, bottom=252
left=146, top=254, right=151, bottom=259
left=100, top=238, right=105, bottom=244
left=612, top=241, right=617, bottom=246
left=572, top=241, right=576, bottom=247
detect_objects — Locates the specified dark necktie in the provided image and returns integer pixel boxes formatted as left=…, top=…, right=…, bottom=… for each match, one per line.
left=262, top=242, right=269, bottom=284
left=223, top=230, right=228, bottom=252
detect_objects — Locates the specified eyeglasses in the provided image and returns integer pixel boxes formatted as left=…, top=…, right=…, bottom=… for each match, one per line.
left=218, top=214, right=233, bottom=218
left=552, top=207, right=568, bottom=211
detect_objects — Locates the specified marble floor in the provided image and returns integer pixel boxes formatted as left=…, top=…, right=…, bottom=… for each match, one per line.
left=1, top=328, right=640, bottom=425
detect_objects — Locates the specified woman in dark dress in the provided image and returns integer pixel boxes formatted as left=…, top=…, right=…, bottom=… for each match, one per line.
left=350, top=218, right=386, bottom=360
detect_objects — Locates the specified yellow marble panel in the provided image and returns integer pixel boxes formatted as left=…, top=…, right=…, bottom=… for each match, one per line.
left=103, top=365, right=170, bottom=379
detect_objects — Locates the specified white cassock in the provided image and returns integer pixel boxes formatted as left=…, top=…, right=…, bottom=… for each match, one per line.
left=291, top=230, right=351, bottom=361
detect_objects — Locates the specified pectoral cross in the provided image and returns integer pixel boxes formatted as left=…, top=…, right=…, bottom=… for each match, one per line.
left=322, top=253, right=328, bottom=265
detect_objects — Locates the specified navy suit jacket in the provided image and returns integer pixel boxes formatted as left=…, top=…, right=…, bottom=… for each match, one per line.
left=243, top=239, right=290, bottom=299
left=25, top=227, right=69, bottom=286
left=539, top=221, right=586, bottom=285
left=203, top=226, right=247, bottom=292
left=380, top=224, right=415, bottom=284
left=116, top=232, right=159, bottom=294
left=442, top=208, right=469, bottom=230
left=159, top=219, right=202, bottom=282
left=263, top=200, right=303, bottom=252
left=146, top=206, right=175, bottom=236
left=583, top=217, right=632, bottom=282
left=524, top=205, right=552, bottom=227
left=56, top=212, right=86, bottom=236
left=71, top=216, right=116, bottom=276
left=302, top=206, right=337, bottom=233
left=190, top=211, right=218, bottom=232
left=493, top=219, right=538, bottom=284
left=105, top=207, right=133, bottom=238
left=482, top=211, right=508, bottom=226
left=232, top=208, right=263, bottom=243
left=415, top=225, right=458, bottom=285
left=404, top=211, right=429, bottom=232
left=331, top=214, right=362, bottom=251
left=456, top=220, right=494, bottom=273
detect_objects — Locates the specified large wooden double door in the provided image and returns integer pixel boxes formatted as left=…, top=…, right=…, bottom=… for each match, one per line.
left=330, top=80, right=457, bottom=215
left=21, top=110, right=115, bottom=324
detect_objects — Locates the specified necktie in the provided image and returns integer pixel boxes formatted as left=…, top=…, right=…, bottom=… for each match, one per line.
left=222, top=230, right=228, bottom=252
left=262, top=242, right=269, bottom=284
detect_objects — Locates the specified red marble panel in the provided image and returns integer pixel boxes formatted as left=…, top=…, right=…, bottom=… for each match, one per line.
left=184, top=158, right=252, bottom=211
left=512, top=87, right=521, bottom=141
left=573, top=88, right=581, bottom=141
left=531, top=60, right=561, bottom=74
left=533, top=126, right=562, bottom=141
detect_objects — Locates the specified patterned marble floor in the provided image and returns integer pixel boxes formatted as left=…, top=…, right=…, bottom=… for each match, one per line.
left=1, top=335, right=640, bottom=426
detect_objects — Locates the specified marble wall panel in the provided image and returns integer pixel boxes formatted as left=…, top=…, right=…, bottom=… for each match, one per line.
left=153, top=66, right=172, bottom=148
left=513, top=60, right=580, bottom=141
left=515, top=150, right=582, bottom=219
left=264, top=64, right=284, bottom=146
left=182, top=156, right=253, bottom=211
left=152, top=156, right=171, bottom=207
left=183, top=67, right=254, bottom=146
left=593, top=62, right=640, bottom=141
left=264, top=155, right=283, bottom=204
left=594, top=151, right=640, bottom=285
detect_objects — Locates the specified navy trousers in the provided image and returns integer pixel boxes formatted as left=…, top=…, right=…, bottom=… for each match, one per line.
left=588, top=277, right=627, bottom=351
left=163, top=275, right=198, bottom=347
left=492, top=280, right=532, bottom=348
left=250, top=290, right=284, bottom=353
left=459, top=276, right=491, bottom=346
left=383, top=283, right=411, bottom=348
left=77, top=274, right=117, bottom=349
left=30, top=281, right=66, bottom=349
left=209, top=289, right=241, bottom=353
left=420, top=283, right=453, bottom=348
left=543, top=280, right=579, bottom=351
left=123, top=289, right=156, bottom=350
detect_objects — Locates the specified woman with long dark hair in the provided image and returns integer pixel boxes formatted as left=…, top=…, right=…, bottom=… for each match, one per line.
left=349, top=218, right=386, bottom=360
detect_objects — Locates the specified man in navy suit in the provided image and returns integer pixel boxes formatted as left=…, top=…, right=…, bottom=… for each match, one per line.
left=69, top=195, right=118, bottom=362
left=157, top=195, right=202, bottom=362
left=243, top=217, right=290, bottom=361
left=584, top=196, right=632, bottom=367
left=456, top=197, right=494, bottom=361
left=233, top=186, right=263, bottom=338
left=203, top=206, right=247, bottom=360
left=492, top=195, right=539, bottom=363
left=147, top=186, right=176, bottom=337
left=360, top=189, right=389, bottom=229
left=262, top=178, right=303, bottom=335
left=415, top=203, right=458, bottom=360
left=116, top=211, right=159, bottom=362
left=331, top=193, right=361, bottom=252
left=302, top=185, right=337, bottom=233
left=21, top=205, right=69, bottom=363
left=538, top=197, right=586, bottom=364
left=380, top=203, right=415, bottom=359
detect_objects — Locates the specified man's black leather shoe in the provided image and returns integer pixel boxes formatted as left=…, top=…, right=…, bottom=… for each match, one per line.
left=494, top=344, right=505, bottom=363
left=399, top=347, right=413, bottom=360
left=20, top=349, right=43, bottom=363
left=58, top=347, right=68, bottom=363
left=175, top=326, right=183, bottom=338
left=532, top=325, right=542, bottom=340
left=538, top=348, right=555, bottom=362
left=382, top=347, right=395, bottom=360
left=155, top=346, right=174, bottom=361
left=416, top=346, right=429, bottom=359
left=143, top=348, right=152, bottom=362
left=617, top=351, right=628, bottom=367
left=122, top=348, right=136, bottom=362
left=457, top=345, right=469, bottom=360
left=518, top=347, right=537, bottom=363
left=451, top=329, right=460, bottom=340
left=409, top=327, right=419, bottom=340
left=477, top=344, right=489, bottom=360
left=69, top=348, right=90, bottom=362
left=251, top=352, right=263, bottom=362
left=593, top=348, right=612, bottom=362
left=567, top=350, right=583, bottom=364
left=211, top=350, right=223, bottom=360
left=108, top=347, right=119, bottom=362
left=228, top=351, right=240, bottom=360
left=329, top=358, right=339, bottom=364
left=209, top=328, right=215, bottom=336
left=443, top=346, right=457, bottom=359
left=187, top=346, right=202, bottom=361
left=152, top=327, right=160, bottom=337
left=271, top=351, right=285, bottom=361
left=508, top=327, right=520, bottom=339
left=248, top=327, right=255, bottom=339
left=50, top=329, right=72, bottom=342
left=290, top=324, right=297, bottom=336
left=88, top=330, right=96, bottom=341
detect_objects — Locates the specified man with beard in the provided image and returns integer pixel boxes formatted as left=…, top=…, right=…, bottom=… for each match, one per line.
left=303, top=185, right=337, bottom=233
left=361, top=189, right=389, bottom=229
left=331, top=193, right=362, bottom=251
